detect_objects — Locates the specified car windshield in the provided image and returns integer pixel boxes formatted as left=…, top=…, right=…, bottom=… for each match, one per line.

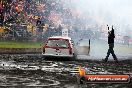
left=46, top=39, right=69, bottom=48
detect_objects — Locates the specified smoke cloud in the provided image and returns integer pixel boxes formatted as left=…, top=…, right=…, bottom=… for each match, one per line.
left=68, top=0, right=132, bottom=36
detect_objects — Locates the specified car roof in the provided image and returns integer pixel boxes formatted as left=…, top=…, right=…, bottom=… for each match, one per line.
left=48, top=36, right=72, bottom=40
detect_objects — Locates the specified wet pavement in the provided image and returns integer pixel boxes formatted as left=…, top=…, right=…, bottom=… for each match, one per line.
left=0, top=54, right=131, bottom=88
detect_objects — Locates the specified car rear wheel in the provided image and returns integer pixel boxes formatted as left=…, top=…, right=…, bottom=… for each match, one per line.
left=73, top=53, right=77, bottom=60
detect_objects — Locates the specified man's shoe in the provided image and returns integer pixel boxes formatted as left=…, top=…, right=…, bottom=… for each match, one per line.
left=102, top=59, right=107, bottom=62
left=114, top=58, right=119, bottom=63
left=115, top=60, right=119, bottom=63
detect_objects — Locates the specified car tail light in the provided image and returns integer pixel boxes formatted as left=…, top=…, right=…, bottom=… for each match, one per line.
left=69, top=47, right=72, bottom=54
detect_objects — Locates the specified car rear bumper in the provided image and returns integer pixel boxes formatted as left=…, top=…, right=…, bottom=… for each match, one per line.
left=42, top=53, right=73, bottom=57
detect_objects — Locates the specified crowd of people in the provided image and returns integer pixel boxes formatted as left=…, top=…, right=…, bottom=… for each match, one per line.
left=0, top=0, right=131, bottom=44
left=0, top=0, right=80, bottom=26
left=0, top=0, right=87, bottom=41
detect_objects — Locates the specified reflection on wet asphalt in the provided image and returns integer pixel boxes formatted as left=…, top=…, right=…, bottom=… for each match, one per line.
left=0, top=54, right=132, bottom=87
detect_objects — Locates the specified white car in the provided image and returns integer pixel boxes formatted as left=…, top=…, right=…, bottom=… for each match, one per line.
left=42, top=36, right=77, bottom=59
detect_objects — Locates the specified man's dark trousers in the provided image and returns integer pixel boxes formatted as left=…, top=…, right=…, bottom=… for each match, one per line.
left=105, top=43, right=118, bottom=62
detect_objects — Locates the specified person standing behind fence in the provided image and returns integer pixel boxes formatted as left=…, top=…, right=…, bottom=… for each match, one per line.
left=103, top=25, right=118, bottom=63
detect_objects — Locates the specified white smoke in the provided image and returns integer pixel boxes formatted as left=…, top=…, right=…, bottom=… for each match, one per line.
left=69, top=0, right=132, bottom=36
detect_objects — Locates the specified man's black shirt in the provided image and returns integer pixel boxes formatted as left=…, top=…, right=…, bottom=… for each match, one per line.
left=108, top=29, right=115, bottom=44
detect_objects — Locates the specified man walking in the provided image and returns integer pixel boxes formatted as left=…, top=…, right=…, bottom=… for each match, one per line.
left=103, top=25, right=118, bottom=62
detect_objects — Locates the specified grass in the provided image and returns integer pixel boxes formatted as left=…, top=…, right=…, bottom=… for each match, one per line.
left=0, top=41, right=43, bottom=48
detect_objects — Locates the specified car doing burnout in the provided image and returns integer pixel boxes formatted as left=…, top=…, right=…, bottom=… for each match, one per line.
left=42, top=36, right=77, bottom=59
